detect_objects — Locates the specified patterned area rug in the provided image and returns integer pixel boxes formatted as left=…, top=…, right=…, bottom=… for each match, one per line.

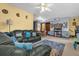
left=33, top=39, right=65, bottom=56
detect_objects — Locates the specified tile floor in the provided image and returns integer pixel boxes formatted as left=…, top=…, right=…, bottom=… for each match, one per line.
left=42, top=36, right=79, bottom=56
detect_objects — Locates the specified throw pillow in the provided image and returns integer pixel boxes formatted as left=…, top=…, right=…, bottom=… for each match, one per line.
left=25, top=32, right=31, bottom=40
left=15, top=32, right=22, bottom=38
left=15, top=32, right=23, bottom=41
left=32, top=32, right=36, bottom=37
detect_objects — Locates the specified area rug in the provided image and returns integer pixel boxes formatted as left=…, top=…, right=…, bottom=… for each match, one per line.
left=33, top=39, right=65, bottom=56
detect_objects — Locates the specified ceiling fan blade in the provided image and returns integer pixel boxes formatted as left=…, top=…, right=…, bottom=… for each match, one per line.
left=35, top=6, right=40, bottom=8
left=47, top=4, right=54, bottom=7
left=46, top=8, right=51, bottom=11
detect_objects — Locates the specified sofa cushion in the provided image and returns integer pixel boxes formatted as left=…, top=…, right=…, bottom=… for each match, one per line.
left=0, top=45, right=16, bottom=56
left=14, top=42, right=32, bottom=50
left=0, top=45, right=26, bottom=56
left=15, top=42, right=24, bottom=49
left=24, top=43, right=32, bottom=50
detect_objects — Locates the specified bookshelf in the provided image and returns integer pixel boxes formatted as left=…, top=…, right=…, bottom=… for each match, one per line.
left=54, top=23, right=62, bottom=37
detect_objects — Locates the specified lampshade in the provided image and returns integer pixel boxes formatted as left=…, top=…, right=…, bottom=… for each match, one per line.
left=6, top=19, right=12, bottom=25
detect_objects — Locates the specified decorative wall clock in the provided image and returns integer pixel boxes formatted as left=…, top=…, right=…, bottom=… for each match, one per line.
left=16, top=13, right=20, bottom=17
left=2, top=9, right=8, bottom=14
left=25, top=16, right=28, bottom=19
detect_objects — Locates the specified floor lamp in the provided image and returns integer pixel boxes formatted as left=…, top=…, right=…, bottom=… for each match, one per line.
left=6, top=19, right=12, bottom=32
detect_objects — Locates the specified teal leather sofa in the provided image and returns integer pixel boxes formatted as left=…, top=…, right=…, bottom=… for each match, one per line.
left=0, top=32, right=51, bottom=56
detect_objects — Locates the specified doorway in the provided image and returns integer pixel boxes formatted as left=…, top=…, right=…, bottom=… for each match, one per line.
left=41, top=22, right=50, bottom=35
left=45, top=22, right=50, bottom=35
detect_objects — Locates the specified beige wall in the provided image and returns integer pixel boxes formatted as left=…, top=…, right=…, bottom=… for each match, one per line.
left=0, top=3, right=33, bottom=32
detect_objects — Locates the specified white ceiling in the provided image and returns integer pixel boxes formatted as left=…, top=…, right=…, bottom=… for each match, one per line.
left=9, top=3, right=79, bottom=19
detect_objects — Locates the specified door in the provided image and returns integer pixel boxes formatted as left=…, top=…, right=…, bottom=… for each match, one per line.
left=45, top=22, right=50, bottom=35
left=33, top=21, right=37, bottom=31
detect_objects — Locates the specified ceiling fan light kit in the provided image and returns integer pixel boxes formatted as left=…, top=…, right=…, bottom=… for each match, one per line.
left=36, top=3, right=53, bottom=13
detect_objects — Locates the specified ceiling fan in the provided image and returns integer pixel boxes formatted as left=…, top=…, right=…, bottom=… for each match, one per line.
left=36, top=3, right=53, bottom=13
